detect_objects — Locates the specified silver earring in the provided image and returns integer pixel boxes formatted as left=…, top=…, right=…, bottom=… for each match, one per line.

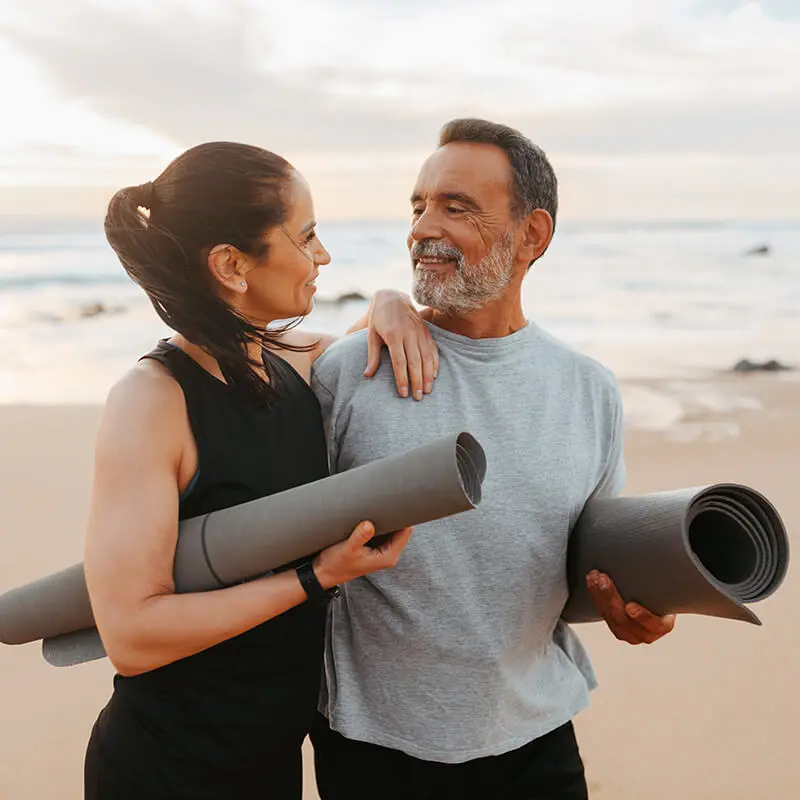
left=240, top=281, right=247, bottom=288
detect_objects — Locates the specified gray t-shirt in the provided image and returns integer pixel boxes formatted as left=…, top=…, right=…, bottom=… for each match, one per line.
left=311, top=321, right=625, bottom=763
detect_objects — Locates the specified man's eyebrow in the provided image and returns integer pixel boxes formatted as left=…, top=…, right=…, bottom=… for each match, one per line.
left=299, top=220, right=316, bottom=236
left=409, top=191, right=481, bottom=211
left=440, top=192, right=480, bottom=211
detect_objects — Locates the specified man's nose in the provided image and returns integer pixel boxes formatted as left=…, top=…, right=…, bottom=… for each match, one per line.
left=409, top=209, right=444, bottom=242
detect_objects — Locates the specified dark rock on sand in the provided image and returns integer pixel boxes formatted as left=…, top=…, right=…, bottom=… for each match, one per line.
left=731, top=358, right=791, bottom=373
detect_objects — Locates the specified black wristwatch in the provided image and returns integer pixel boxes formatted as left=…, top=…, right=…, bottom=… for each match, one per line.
left=296, top=560, right=341, bottom=605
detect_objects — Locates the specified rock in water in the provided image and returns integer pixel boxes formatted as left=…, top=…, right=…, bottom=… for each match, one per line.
left=732, top=358, right=791, bottom=373
left=336, top=291, right=369, bottom=304
left=77, top=302, right=126, bottom=320
left=79, top=302, right=107, bottom=318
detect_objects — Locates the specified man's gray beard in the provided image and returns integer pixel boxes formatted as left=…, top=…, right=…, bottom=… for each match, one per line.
left=411, top=233, right=515, bottom=315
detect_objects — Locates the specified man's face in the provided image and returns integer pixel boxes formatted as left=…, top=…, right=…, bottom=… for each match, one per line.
left=408, top=142, right=519, bottom=314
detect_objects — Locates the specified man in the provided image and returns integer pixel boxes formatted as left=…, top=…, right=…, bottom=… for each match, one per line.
left=309, top=119, right=675, bottom=799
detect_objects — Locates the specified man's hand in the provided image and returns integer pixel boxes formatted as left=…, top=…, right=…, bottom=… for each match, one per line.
left=363, top=290, right=439, bottom=400
left=586, top=570, right=676, bottom=645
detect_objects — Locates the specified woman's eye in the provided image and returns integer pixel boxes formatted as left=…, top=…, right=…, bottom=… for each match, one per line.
left=305, top=230, right=317, bottom=244
left=411, top=207, right=423, bottom=217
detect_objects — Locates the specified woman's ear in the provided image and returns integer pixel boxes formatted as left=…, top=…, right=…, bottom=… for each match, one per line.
left=520, top=209, right=554, bottom=268
left=208, top=244, right=249, bottom=294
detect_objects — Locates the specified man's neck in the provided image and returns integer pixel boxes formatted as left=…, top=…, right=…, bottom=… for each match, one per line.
left=427, top=296, right=528, bottom=340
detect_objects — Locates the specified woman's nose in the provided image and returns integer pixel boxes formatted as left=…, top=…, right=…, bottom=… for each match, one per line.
left=314, top=240, right=331, bottom=266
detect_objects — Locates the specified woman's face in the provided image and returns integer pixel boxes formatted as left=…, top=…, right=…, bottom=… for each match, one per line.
left=239, top=171, right=331, bottom=324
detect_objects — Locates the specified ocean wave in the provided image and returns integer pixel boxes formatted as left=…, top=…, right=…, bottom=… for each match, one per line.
left=0, top=273, right=130, bottom=291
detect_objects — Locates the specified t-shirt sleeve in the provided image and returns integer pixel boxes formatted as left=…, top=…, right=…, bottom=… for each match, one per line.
left=310, top=361, right=339, bottom=469
left=590, top=384, right=626, bottom=499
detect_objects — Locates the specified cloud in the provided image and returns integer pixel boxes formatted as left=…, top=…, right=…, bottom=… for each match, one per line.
left=0, top=0, right=797, bottom=163
left=0, top=0, right=797, bottom=221
left=0, top=142, right=169, bottom=186
left=0, top=2, right=440, bottom=155
left=697, top=0, right=800, bottom=18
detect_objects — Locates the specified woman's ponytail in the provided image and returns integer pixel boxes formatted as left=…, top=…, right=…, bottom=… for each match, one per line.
left=104, top=143, right=303, bottom=407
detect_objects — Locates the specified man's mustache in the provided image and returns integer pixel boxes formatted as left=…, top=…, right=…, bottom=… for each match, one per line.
left=410, top=240, right=463, bottom=263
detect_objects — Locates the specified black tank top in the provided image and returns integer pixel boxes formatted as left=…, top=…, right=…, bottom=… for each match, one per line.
left=93, top=341, right=330, bottom=787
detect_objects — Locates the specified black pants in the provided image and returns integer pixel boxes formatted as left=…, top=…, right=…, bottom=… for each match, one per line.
left=84, top=716, right=304, bottom=800
left=310, top=713, right=588, bottom=800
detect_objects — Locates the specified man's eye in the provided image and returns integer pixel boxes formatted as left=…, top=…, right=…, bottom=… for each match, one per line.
left=411, top=207, right=423, bottom=217
left=305, top=230, right=317, bottom=244
left=447, top=207, right=465, bottom=215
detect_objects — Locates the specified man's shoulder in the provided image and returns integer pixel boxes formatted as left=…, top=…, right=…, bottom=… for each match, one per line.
left=312, top=330, right=370, bottom=390
left=534, top=325, right=620, bottom=398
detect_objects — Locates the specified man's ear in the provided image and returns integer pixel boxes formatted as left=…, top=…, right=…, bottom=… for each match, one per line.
left=519, top=209, right=554, bottom=268
left=208, top=244, right=249, bottom=295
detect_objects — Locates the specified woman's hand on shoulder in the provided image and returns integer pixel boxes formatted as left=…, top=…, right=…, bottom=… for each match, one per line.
left=276, top=289, right=439, bottom=398
left=362, top=290, right=439, bottom=400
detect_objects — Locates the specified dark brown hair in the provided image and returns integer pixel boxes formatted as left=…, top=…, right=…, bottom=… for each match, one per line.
left=439, top=118, right=558, bottom=227
left=104, top=141, right=303, bottom=407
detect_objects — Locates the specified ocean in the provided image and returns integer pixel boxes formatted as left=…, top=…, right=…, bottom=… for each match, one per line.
left=1, top=217, right=798, bottom=429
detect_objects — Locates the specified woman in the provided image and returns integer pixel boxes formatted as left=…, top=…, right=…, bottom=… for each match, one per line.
left=83, top=141, right=436, bottom=799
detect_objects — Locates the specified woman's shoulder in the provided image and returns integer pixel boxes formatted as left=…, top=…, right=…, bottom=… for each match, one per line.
left=270, top=328, right=335, bottom=382
left=98, top=360, right=187, bottom=456
left=110, top=357, right=183, bottom=408
left=276, top=328, right=334, bottom=357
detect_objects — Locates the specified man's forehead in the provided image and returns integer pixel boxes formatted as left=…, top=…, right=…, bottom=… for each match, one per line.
left=413, top=142, right=512, bottom=197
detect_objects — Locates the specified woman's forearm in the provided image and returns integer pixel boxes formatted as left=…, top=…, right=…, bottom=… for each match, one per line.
left=103, top=569, right=308, bottom=676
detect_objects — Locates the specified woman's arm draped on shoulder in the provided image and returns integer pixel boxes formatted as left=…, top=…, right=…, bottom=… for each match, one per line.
left=277, top=289, right=439, bottom=399
left=83, top=363, right=408, bottom=677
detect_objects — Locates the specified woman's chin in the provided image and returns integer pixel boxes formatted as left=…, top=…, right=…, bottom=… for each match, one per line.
left=301, top=289, right=317, bottom=315
left=261, top=293, right=316, bottom=323
left=278, top=302, right=314, bottom=321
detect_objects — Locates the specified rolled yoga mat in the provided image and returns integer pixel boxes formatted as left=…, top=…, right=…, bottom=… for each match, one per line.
left=562, top=484, right=789, bottom=626
left=0, top=431, right=486, bottom=666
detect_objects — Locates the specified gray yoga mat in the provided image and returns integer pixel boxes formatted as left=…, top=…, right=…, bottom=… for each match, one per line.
left=0, top=431, right=486, bottom=666
left=562, top=484, right=789, bottom=626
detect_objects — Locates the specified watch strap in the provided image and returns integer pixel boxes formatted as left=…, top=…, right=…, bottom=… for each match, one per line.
left=296, top=560, right=340, bottom=604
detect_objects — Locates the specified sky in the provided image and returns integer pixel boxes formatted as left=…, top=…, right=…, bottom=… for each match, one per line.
left=0, top=0, right=798, bottom=221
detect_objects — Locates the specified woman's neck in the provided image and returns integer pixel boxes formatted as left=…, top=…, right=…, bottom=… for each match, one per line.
left=170, top=334, right=268, bottom=383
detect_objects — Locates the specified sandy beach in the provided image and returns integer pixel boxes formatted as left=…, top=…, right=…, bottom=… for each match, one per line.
left=0, top=372, right=797, bottom=799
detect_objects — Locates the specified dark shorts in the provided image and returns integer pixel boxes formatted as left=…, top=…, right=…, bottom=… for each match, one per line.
left=310, top=713, right=588, bottom=800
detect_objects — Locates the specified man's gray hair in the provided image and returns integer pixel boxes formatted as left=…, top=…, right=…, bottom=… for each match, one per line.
left=438, top=118, right=558, bottom=226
